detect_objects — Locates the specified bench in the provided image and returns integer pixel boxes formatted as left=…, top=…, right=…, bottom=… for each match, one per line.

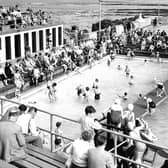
left=11, top=144, right=67, bottom=168
left=0, top=160, right=17, bottom=168
left=12, top=155, right=58, bottom=168
left=26, top=144, right=67, bottom=166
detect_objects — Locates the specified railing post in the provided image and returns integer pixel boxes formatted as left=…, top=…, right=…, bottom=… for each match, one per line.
left=114, top=134, right=118, bottom=167
left=1, top=98, right=3, bottom=117
left=50, top=114, right=53, bottom=152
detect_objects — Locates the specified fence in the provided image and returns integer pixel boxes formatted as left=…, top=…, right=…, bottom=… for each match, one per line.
left=0, top=97, right=168, bottom=167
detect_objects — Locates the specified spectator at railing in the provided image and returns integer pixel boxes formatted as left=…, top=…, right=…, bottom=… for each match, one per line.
left=88, top=135, right=116, bottom=168
left=18, top=104, right=27, bottom=115
left=80, top=105, right=102, bottom=133
left=65, top=130, right=94, bottom=168
left=126, top=118, right=151, bottom=166
left=54, top=121, right=64, bottom=149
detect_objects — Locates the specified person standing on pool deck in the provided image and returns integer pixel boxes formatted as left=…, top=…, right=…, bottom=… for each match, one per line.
left=80, top=105, right=102, bottom=133
left=144, top=97, right=156, bottom=115
left=155, top=78, right=167, bottom=97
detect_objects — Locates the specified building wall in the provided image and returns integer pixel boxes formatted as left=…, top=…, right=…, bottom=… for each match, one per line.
left=0, top=24, right=63, bottom=63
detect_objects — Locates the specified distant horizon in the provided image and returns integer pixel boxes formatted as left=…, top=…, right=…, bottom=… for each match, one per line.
left=1, top=0, right=168, bottom=29
left=1, top=0, right=168, bottom=6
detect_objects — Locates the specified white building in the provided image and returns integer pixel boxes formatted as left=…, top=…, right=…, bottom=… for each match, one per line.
left=0, top=24, right=63, bottom=63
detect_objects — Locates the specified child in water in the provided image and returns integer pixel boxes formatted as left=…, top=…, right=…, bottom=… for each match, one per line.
left=76, top=84, right=84, bottom=97
left=94, top=86, right=101, bottom=100
left=83, top=86, right=90, bottom=102
left=47, top=82, right=57, bottom=102
left=117, top=65, right=122, bottom=70
left=128, top=75, right=134, bottom=85
left=125, top=65, right=130, bottom=76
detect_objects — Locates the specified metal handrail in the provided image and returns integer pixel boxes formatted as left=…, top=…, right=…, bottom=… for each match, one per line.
left=1, top=96, right=168, bottom=151
left=1, top=97, right=168, bottom=167
left=102, top=127, right=168, bottom=151
left=0, top=97, right=78, bottom=124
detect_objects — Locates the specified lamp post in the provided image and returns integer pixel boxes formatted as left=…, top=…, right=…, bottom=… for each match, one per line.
left=158, top=0, right=160, bottom=26
left=99, top=0, right=102, bottom=40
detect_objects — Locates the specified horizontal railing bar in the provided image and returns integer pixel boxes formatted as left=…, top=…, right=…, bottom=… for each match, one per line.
left=38, top=127, right=74, bottom=141
left=0, top=97, right=79, bottom=124
left=54, top=142, right=72, bottom=153
left=112, top=153, right=151, bottom=168
left=102, top=128, right=168, bottom=151
left=108, top=139, right=128, bottom=152
left=1, top=97, right=168, bottom=156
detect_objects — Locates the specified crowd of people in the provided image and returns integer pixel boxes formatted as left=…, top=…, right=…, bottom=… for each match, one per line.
left=0, top=9, right=168, bottom=167
left=127, top=29, right=168, bottom=53
left=0, top=100, right=168, bottom=167
left=0, top=37, right=111, bottom=100
left=0, top=5, right=51, bottom=28
left=99, top=25, right=168, bottom=59
left=63, top=100, right=168, bottom=168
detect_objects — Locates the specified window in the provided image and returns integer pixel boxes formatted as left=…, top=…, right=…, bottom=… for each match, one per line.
left=0, top=38, right=1, bottom=50
left=14, top=34, right=21, bottom=58
left=52, top=28, right=56, bottom=47
left=46, top=29, right=50, bottom=48
left=5, top=36, right=11, bottom=60
left=24, top=33, right=29, bottom=48
left=32, top=31, right=36, bottom=53
left=39, top=30, right=43, bottom=51
left=58, top=26, right=62, bottom=45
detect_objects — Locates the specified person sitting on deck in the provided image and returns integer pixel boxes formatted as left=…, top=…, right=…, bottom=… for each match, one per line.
left=16, top=106, right=43, bottom=148
left=0, top=106, right=27, bottom=162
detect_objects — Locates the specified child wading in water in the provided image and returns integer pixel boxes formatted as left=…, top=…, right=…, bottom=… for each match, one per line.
left=92, top=78, right=99, bottom=89
left=118, top=92, right=128, bottom=101
left=128, top=75, right=134, bottom=85
left=94, top=86, right=101, bottom=100
left=125, top=65, right=130, bottom=77
left=83, top=86, right=90, bottom=102
left=76, top=84, right=84, bottom=97
left=47, top=81, right=57, bottom=102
